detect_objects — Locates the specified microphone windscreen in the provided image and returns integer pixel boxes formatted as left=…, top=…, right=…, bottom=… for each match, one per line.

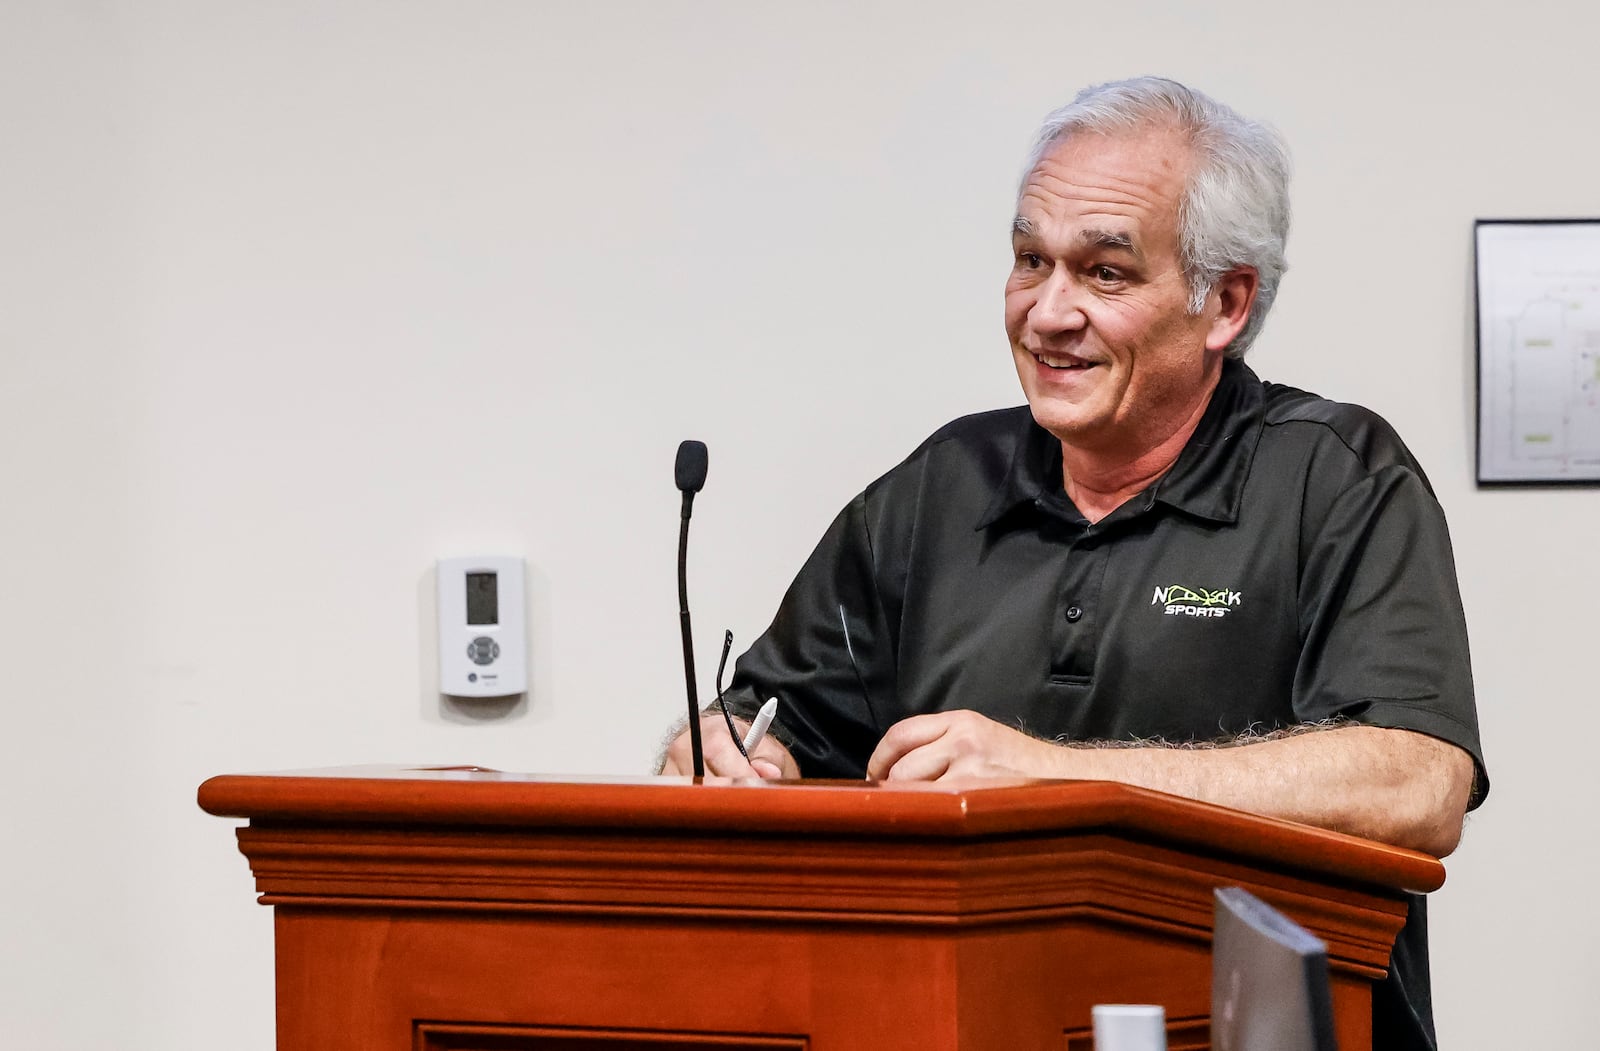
left=675, top=440, right=708, bottom=493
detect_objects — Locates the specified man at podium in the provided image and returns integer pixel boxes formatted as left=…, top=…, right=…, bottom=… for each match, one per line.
left=662, top=76, right=1486, bottom=1051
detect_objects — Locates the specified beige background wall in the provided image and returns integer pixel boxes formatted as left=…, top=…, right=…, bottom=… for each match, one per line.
left=3, top=1, right=1593, bottom=1046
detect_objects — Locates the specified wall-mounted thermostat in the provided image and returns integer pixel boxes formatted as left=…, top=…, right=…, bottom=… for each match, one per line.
left=437, top=556, right=527, bottom=698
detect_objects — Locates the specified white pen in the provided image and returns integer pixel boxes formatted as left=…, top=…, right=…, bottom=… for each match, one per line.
left=742, top=697, right=779, bottom=753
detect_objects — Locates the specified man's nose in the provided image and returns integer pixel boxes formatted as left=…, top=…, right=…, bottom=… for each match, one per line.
left=1029, top=270, right=1087, bottom=333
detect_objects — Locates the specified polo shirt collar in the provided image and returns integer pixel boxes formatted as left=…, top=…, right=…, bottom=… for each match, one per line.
left=977, top=358, right=1265, bottom=529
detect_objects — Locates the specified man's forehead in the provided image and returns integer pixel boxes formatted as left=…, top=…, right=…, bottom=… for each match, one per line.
left=1012, top=129, right=1189, bottom=250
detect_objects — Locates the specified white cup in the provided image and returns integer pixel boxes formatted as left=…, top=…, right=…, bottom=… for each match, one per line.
left=1091, top=1004, right=1167, bottom=1051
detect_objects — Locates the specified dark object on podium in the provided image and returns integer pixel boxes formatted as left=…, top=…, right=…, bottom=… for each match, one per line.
left=1212, top=886, right=1339, bottom=1051
left=198, top=767, right=1443, bottom=1051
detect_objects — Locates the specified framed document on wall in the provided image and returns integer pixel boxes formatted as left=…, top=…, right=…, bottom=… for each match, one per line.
left=1475, top=218, right=1600, bottom=485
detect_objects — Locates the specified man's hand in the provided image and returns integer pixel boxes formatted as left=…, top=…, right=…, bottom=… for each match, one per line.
left=867, top=710, right=1066, bottom=781
left=660, top=713, right=800, bottom=780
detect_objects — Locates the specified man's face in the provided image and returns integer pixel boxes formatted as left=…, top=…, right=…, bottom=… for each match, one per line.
left=1005, top=127, right=1225, bottom=459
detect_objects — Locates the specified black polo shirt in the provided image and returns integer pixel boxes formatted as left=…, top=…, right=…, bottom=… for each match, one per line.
left=723, top=357, right=1487, bottom=1051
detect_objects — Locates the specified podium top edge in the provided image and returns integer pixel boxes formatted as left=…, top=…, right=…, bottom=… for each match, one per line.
left=197, top=765, right=1445, bottom=894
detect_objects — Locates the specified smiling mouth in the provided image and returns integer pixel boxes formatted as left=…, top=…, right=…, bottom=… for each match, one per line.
left=1033, top=351, right=1096, bottom=371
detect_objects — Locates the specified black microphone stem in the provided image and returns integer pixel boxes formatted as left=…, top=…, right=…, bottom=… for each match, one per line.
left=677, top=490, right=705, bottom=778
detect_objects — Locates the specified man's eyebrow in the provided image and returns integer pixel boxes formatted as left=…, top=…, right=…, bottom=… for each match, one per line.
left=1078, top=228, right=1140, bottom=256
left=1010, top=219, right=1142, bottom=259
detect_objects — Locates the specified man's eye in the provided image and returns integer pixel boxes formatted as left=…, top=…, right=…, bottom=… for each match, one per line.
left=1091, top=265, right=1122, bottom=283
left=1017, top=252, right=1043, bottom=269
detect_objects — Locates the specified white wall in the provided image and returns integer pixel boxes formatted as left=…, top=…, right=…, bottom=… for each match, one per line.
left=2, top=1, right=1593, bottom=1046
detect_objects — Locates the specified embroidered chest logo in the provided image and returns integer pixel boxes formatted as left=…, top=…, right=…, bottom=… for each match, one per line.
left=1151, top=584, right=1242, bottom=619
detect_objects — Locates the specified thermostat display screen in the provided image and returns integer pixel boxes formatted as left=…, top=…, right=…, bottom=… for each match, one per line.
left=466, top=572, right=498, bottom=626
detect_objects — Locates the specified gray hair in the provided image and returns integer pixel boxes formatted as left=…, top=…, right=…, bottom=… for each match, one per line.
left=1021, top=77, right=1291, bottom=358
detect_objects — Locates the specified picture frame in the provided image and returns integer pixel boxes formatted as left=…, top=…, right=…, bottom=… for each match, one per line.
left=1475, top=218, right=1600, bottom=486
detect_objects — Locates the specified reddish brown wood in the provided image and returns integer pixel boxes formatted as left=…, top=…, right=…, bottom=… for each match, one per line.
left=199, top=767, right=1441, bottom=1051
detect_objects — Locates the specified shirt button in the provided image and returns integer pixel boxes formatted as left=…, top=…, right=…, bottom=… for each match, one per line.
left=1065, top=605, right=1083, bottom=623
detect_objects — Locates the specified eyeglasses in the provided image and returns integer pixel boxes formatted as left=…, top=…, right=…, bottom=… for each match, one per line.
left=713, top=629, right=751, bottom=760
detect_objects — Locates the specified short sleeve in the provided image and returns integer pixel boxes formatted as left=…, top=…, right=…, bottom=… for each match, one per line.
left=721, top=495, right=899, bottom=778
left=1293, top=460, right=1489, bottom=807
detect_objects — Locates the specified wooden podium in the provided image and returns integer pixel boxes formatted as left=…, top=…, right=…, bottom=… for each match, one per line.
left=198, top=767, right=1443, bottom=1051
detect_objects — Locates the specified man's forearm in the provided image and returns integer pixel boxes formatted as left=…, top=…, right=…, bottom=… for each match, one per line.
left=868, top=712, right=1475, bottom=857
left=1052, top=724, right=1475, bottom=857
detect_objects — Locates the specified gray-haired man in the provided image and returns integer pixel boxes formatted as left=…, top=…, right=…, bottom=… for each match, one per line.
left=665, top=76, right=1486, bottom=1051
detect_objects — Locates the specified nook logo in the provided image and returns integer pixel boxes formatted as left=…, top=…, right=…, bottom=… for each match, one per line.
left=1151, top=584, right=1242, bottom=619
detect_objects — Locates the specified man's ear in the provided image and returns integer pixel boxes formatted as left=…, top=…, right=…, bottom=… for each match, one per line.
left=1204, top=267, right=1260, bottom=352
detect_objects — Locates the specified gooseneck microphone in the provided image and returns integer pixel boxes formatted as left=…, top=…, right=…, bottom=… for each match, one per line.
left=674, top=440, right=709, bottom=778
